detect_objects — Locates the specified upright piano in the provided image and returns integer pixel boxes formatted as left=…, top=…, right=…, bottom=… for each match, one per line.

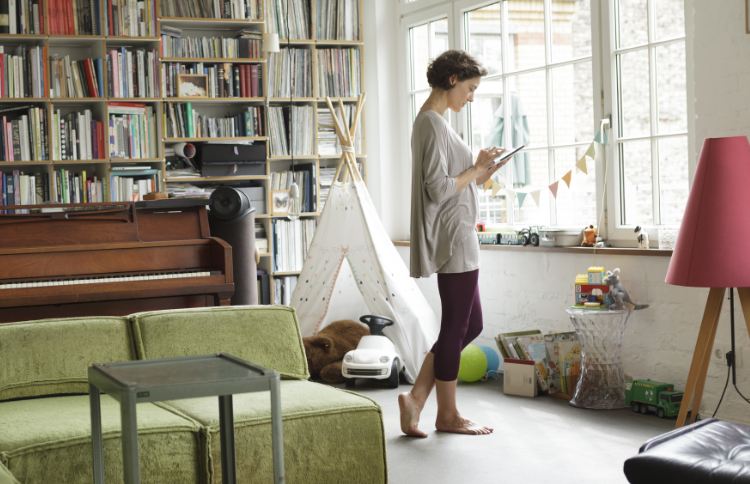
left=0, top=200, right=234, bottom=323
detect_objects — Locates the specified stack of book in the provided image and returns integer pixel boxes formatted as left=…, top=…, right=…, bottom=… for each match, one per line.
left=161, top=31, right=262, bottom=59
left=236, top=29, right=263, bottom=58
left=165, top=182, right=211, bottom=197
left=272, top=218, right=316, bottom=273
left=163, top=62, right=262, bottom=98
left=267, top=105, right=314, bottom=156
left=50, top=56, right=104, bottom=98
left=265, top=0, right=310, bottom=39
left=317, top=104, right=362, bottom=155
left=316, top=47, right=361, bottom=98
left=268, top=48, right=312, bottom=98
left=318, top=166, right=336, bottom=207
left=0, top=45, right=48, bottom=98
left=159, top=0, right=262, bottom=19
left=273, top=275, right=297, bottom=305
left=163, top=102, right=264, bottom=138
left=0, top=170, right=49, bottom=214
left=270, top=164, right=317, bottom=213
left=50, top=109, right=106, bottom=161
left=110, top=165, right=160, bottom=201
left=49, top=0, right=101, bottom=35
left=106, top=0, right=157, bottom=37
left=108, top=102, right=158, bottom=159
left=255, top=221, right=267, bottom=252
left=1, top=105, right=48, bottom=161
left=52, top=168, right=106, bottom=203
left=495, top=330, right=581, bottom=396
left=0, top=0, right=46, bottom=34
left=106, top=47, right=159, bottom=98
left=315, top=0, right=359, bottom=41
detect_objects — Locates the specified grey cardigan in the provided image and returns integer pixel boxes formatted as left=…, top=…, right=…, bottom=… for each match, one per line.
left=410, top=111, right=479, bottom=278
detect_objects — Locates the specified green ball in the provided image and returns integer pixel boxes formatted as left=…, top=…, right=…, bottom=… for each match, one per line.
left=457, top=344, right=488, bottom=382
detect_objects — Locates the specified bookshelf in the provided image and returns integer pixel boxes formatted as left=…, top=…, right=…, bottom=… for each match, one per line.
left=0, top=0, right=366, bottom=305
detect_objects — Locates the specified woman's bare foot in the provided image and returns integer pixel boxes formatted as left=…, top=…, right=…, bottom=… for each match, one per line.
left=435, top=414, right=493, bottom=435
left=398, top=392, right=428, bottom=438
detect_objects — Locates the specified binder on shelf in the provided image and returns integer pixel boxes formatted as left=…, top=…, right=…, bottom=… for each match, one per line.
left=193, top=142, right=267, bottom=177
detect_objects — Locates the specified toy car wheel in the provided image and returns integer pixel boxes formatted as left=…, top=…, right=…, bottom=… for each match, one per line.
left=344, top=377, right=356, bottom=387
left=530, top=234, right=539, bottom=246
left=632, top=403, right=640, bottom=413
left=521, top=235, right=529, bottom=246
left=388, top=360, right=399, bottom=389
left=657, top=408, right=665, bottom=419
left=640, top=404, right=648, bottom=415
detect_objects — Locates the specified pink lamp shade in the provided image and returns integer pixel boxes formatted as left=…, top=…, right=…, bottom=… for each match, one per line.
left=666, top=136, right=750, bottom=287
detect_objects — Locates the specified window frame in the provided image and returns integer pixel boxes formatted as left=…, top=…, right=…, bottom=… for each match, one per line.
left=398, top=0, right=694, bottom=246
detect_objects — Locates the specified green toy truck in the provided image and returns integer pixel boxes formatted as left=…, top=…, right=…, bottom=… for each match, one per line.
left=625, top=379, right=683, bottom=418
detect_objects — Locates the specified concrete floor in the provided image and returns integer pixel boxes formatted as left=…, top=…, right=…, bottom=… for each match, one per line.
left=324, top=376, right=677, bottom=484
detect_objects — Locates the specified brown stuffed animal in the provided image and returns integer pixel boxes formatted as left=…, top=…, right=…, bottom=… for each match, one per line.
left=581, top=225, right=597, bottom=247
left=303, top=320, right=370, bottom=383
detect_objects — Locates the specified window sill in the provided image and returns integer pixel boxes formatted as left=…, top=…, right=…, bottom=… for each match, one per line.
left=392, top=241, right=673, bottom=257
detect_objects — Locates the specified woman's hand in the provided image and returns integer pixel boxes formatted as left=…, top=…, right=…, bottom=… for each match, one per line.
left=475, top=147, right=509, bottom=186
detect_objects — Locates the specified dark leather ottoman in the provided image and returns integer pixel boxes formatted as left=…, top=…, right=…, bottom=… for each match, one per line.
left=624, top=418, right=750, bottom=483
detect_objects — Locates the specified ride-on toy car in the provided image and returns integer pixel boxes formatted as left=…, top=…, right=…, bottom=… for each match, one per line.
left=342, top=315, right=404, bottom=388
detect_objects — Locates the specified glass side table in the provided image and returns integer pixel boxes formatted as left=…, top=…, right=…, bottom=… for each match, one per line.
left=566, top=308, right=631, bottom=410
left=88, top=353, right=284, bottom=484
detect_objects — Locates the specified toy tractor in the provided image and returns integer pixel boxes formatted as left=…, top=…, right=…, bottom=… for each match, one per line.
left=519, top=226, right=542, bottom=246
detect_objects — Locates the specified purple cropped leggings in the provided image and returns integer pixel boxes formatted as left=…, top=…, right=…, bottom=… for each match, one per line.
left=430, top=269, right=483, bottom=381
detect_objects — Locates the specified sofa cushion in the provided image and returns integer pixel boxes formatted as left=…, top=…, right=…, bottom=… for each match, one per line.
left=0, top=317, right=135, bottom=401
left=159, top=380, right=387, bottom=484
left=0, top=462, right=19, bottom=484
left=130, top=306, right=309, bottom=380
left=0, top=395, right=204, bottom=484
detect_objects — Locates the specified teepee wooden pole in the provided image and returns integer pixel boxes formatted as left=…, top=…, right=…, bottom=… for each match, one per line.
left=325, top=95, right=365, bottom=184
left=337, top=99, right=362, bottom=182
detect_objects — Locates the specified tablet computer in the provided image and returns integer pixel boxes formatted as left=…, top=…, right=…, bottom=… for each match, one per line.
left=493, top=144, right=525, bottom=165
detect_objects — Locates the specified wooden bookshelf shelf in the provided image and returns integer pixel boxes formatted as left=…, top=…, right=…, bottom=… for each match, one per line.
left=163, top=137, right=267, bottom=142
left=160, top=58, right=266, bottom=63
left=2, top=0, right=367, bottom=307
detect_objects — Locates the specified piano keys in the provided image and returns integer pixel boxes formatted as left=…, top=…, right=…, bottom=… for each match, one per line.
left=0, top=200, right=235, bottom=324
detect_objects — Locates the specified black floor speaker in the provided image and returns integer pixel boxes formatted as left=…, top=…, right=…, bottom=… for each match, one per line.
left=208, top=187, right=258, bottom=305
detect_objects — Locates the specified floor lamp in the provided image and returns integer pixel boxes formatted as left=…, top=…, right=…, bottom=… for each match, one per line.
left=666, top=136, right=750, bottom=428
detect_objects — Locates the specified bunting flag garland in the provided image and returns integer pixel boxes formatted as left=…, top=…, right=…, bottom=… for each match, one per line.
left=549, top=181, right=559, bottom=199
left=494, top=127, right=608, bottom=203
left=530, top=190, right=541, bottom=207
left=562, top=170, right=573, bottom=188
left=576, top=155, right=588, bottom=174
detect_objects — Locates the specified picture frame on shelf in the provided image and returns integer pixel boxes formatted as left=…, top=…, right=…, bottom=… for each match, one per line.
left=177, top=74, right=209, bottom=98
left=271, top=190, right=290, bottom=215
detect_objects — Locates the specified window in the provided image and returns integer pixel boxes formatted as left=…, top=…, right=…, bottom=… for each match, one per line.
left=409, top=18, right=450, bottom=123
left=611, top=0, right=688, bottom=226
left=399, top=0, right=689, bottom=236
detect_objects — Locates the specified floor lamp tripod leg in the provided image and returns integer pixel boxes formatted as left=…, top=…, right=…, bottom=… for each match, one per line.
left=735, top=288, right=750, bottom=351
left=675, top=287, right=725, bottom=428
left=690, top=298, right=722, bottom=424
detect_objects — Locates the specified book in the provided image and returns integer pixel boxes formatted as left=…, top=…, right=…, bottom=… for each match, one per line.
left=517, top=335, right=550, bottom=393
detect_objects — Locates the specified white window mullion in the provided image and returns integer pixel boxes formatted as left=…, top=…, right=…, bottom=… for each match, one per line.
left=647, top=0, right=660, bottom=224
left=544, top=0, right=556, bottom=225
left=500, top=0, right=514, bottom=224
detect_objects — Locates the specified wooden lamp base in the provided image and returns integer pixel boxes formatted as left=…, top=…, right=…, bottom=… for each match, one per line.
left=676, top=287, right=750, bottom=428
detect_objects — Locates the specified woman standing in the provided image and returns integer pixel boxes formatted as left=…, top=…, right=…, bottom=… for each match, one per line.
left=399, top=50, right=511, bottom=437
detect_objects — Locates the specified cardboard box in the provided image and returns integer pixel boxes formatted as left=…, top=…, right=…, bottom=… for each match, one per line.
left=503, top=358, right=537, bottom=397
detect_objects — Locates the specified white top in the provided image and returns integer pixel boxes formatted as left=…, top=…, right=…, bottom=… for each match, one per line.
left=410, top=110, right=480, bottom=278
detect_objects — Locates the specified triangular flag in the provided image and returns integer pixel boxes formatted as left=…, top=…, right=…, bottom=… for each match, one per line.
left=576, top=155, right=588, bottom=174
left=517, top=191, right=528, bottom=207
left=530, top=190, right=541, bottom=207
left=562, top=170, right=573, bottom=187
left=506, top=189, right=516, bottom=201
left=484, top=179, right=494, bottom=192
left=585, top=142, right=595, bottom=159
left=602, top=130, right=609, bottom=146
left=491, top=183, right=502, bottom=197
left=549, top=181, right=559, bottom=199
left=494, top=175, right=506, bottom=188
left=594, top=131, right=601, bottom=143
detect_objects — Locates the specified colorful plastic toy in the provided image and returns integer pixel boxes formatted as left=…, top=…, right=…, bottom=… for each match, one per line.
left=625, top=379, right=683, bottom=418
left=574, top=267, right=612, bottom=307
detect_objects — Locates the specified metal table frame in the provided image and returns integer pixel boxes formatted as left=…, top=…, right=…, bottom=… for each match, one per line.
left=88, top=353, right=284, bottom=484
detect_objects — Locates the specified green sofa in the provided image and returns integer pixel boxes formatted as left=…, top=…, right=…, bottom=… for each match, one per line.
left=0, top=306, right=388, bottom=483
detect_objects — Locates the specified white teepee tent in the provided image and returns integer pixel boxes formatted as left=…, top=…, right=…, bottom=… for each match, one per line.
left=292, top=95, right=439, bottom=383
